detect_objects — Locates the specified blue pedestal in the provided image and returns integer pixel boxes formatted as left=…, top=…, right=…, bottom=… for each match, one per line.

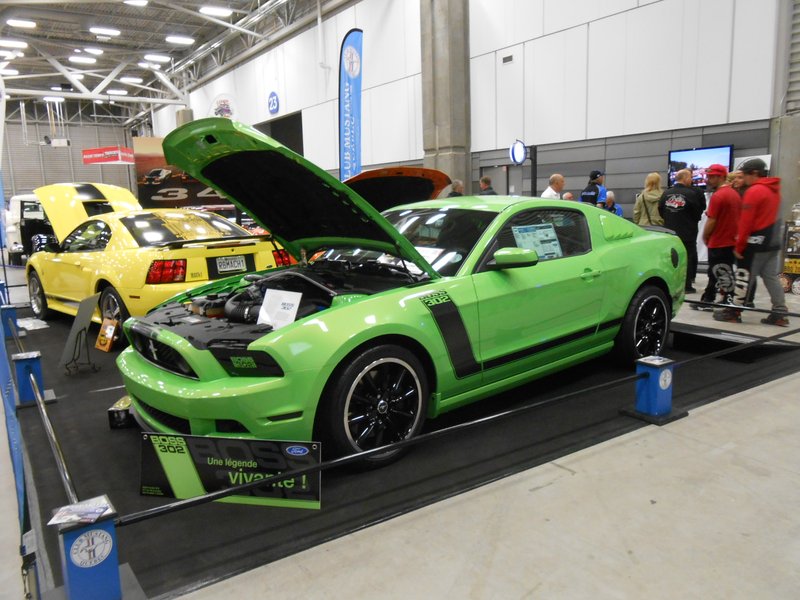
left=621, top=355, right=688, bottom=425
left=12, top=351, right=43, bottom=406
left=56, top=497, right=121, bottom=600
left=2, top=304, right=18, bottom=340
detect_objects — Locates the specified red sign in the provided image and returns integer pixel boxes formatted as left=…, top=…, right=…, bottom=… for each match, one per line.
left=82, top=145, right=135, bottom=165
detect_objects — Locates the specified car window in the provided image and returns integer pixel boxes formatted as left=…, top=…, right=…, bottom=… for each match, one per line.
left=62, top=220, right=112, bottom=252
left=119, top=211, right=249, bottom=247
left=22, top=200, right=44, bottom=219
left=383, top=208, right=496, bottom=275
left=484, top=208, right=591, bottom=266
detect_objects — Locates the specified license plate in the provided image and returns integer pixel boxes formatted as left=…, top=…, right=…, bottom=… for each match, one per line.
left=216, top=255, right=247, bottom=273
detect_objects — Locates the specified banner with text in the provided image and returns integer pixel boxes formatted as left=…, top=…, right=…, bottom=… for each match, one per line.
left=140, top=433, right=321, bottom=509
left=339, top=28, right=363, bottom=181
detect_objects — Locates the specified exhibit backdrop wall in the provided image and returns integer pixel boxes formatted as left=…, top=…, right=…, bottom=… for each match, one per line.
left=1, top=122, right=135, bottom=201
left=152, top=0, right=782, bottom=175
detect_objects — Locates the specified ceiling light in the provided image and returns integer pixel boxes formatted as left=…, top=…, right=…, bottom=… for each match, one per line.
left=43, top=96, right=65, bottom=103
left=137, top=61, right=161, bottom=70
left=14, top=51, right=24, bottom=58
left=94, top=99, right=104, bottom=104
left=120, top=76, right=143, bottom=84
left=50, top=86, right=64, bottom=91
left=84, top=47, right=104, bottom=55
left=90, top=26, right=120, bottom=37
left=69, top=55, right=97, bottom=64
left=107, top=89, right=128, bottom=95
left=0, top=50, right=14, bottom=59
left=71, top=73, right=84, bottom=80
left=0, top=68, right=19, bottom=76
left=6, top=19, right=36, bottom=29
left=166, top=35, right=195, bottom=45
left=200, top=6, right=233, bottom=18
left=124, top=0, right=149, bottom=5
left=0, top=40, right=28, bottom=49
left=144, top=53, right=170, bottom=63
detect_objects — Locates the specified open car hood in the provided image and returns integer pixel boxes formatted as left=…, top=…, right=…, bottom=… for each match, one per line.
left=33, top=182, right=142, bottom=242
left=345, top=167, right=451, bottom=211
left=162, top=118, right=440, bottom=279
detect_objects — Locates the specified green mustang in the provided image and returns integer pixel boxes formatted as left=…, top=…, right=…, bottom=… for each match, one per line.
left=117, top=118, right=686, bottom=466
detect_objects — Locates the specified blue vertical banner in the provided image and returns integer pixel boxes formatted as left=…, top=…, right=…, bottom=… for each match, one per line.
left=339, top=28, right=363, bottom=181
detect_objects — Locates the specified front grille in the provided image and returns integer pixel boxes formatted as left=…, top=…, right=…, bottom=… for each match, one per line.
left=136, top=398, right=191, bottom=434
left=130, top=329, right=198, bottom=379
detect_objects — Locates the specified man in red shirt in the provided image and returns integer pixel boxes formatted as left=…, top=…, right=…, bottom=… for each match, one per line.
left=700, top=164, right=741, bottom=313
left=715, top=158, right=789, bottom=326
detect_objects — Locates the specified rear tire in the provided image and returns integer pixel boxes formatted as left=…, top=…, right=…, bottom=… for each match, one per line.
left=99, top=286, right=130, bottom=344
left=317, top=344, right=428, bottom=467
left=614, top=285, right=670, bottom=363
left=28, top=271, right=52, bottom=320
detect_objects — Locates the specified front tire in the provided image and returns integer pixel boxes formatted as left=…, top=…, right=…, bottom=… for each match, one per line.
left=614, top=285, right=670, bottom=363
left=28, top=271, right=52, bottom=320
left=318, top=344, right=429, bottom=467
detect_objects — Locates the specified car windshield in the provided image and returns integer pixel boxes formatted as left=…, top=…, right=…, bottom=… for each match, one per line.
left=313, top=207, right=496, bottom=277
left=119, top=210, right=249, bottom=247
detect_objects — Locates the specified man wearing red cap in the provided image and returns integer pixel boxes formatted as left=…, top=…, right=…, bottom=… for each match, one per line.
left=699, top=163, right=741, bottom=312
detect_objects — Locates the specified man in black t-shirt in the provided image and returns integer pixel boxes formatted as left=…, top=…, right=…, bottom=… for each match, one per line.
left=659, top=168, right=706, bottom=292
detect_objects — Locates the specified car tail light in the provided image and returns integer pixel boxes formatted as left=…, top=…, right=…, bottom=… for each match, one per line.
left=272, top=249, right=293, bottom=267
left=146, top=259, right=187, bottom=284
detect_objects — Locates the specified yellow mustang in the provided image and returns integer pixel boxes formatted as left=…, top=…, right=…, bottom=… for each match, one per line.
left=26, top=182, right=285, bottom=324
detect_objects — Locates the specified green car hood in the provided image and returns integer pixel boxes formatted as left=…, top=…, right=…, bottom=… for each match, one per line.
left=162, top=118, right=439, bottom=280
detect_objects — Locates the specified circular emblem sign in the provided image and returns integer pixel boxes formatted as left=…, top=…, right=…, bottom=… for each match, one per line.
left=70, top=529, right=113, bottom=568
left=343, top=45, right=361, bottom=78
left=268, top=91, right=280, bottom=115
left=509, top=140, right=527, bottom=165
left=659, top=369, right=672, bottom=391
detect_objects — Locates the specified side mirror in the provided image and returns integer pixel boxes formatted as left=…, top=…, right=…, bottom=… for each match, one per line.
left=488, top=247, right=539, bottom=270
left=31, top=233, right=60, bottom=254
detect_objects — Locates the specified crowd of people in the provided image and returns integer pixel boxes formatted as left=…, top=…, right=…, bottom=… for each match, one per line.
left=456, top=162, right=789, bottom=328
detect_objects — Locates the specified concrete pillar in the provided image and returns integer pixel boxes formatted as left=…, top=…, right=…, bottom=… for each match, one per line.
left=770, top=114, right=800, bottom=220
left=420, top=0, right=471, bottom=193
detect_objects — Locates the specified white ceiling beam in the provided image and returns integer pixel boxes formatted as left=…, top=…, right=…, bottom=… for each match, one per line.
left=4, top=87, right=187, bottom=105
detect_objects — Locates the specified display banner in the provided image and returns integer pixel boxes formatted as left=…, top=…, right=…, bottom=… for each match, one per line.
left=338, top=28, right=363, bottom=181
left=140, top=433, right=321, bottom=509
left=82, top=145, right=135, bottom=165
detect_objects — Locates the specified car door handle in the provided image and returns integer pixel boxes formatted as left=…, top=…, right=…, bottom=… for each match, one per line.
left=581, top=269, right=602, bottom=280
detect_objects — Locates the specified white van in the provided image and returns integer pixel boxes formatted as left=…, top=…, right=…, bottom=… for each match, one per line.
left=5, top=193, right=47, bottom=264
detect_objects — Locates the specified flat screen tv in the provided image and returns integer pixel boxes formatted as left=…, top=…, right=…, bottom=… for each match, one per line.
left=667, top=145, right=733, bottom=188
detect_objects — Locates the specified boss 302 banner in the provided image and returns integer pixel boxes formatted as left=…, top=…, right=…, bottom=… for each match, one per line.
left=140, top=433, right=321, bottom=509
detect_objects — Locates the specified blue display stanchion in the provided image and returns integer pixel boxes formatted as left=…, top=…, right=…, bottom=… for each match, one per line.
left=0, top=280, right=8, bottom=305
left=621, top=355, right=688, bottom=425
left=11, top=351, right=43, bottom=406
left=2, top=304, right=18, bottom=340
left=55, top=496, right=121, bottom=600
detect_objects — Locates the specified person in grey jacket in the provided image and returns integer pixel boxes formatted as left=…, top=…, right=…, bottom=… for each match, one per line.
left=633, top=172, right=665, bottom=226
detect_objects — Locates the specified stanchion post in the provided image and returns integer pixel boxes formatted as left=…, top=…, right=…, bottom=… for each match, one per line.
left=621, top=355, right=688, bottom=425
left=2, top=304, right=18, bottom=340
left=12, top=351, right=43, bottom=406
left=0, top=280, right=8, bottom=305
left=55, top=496, right=121, bottom=600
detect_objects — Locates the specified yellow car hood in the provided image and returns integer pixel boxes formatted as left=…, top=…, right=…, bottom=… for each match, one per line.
left=33, top=182, right=142, bottom=242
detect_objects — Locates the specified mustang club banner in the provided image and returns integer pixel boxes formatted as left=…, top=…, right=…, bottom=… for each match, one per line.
left=339, top=28, right=363, bottom=180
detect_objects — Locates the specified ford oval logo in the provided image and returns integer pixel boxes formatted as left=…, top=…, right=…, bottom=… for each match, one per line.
left=285, top=445, right=309, bottom=456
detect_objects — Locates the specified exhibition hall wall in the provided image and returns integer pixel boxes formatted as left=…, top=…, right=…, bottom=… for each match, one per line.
left=152, top=0, right=782, bottom=174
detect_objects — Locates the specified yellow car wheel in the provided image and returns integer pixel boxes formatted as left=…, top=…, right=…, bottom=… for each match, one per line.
left=28, top=271, right=53, bottom=320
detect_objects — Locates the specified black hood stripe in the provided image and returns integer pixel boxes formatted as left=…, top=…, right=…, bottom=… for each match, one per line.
left=72, top=183, right=107, bottom=199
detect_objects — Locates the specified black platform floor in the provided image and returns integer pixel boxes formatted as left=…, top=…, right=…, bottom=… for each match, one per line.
left=12, top=310, right=800, bottom=598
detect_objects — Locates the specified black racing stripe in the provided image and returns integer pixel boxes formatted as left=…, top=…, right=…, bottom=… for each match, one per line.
left=480, top=317, right=624, bottom=371
left=598, top=317, right=623, bottom=332
left=72, top=183, right=106, bottom=199
left=421, top=291, right=480, bottom=378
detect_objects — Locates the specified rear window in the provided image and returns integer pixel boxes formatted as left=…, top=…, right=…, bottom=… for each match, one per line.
left=119, top=211, right=248, bottom=247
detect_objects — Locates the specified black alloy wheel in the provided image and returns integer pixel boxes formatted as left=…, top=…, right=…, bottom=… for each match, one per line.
left=615, top=285, right=670, bottom=362
left=320, top=344, right=428, bottom=467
